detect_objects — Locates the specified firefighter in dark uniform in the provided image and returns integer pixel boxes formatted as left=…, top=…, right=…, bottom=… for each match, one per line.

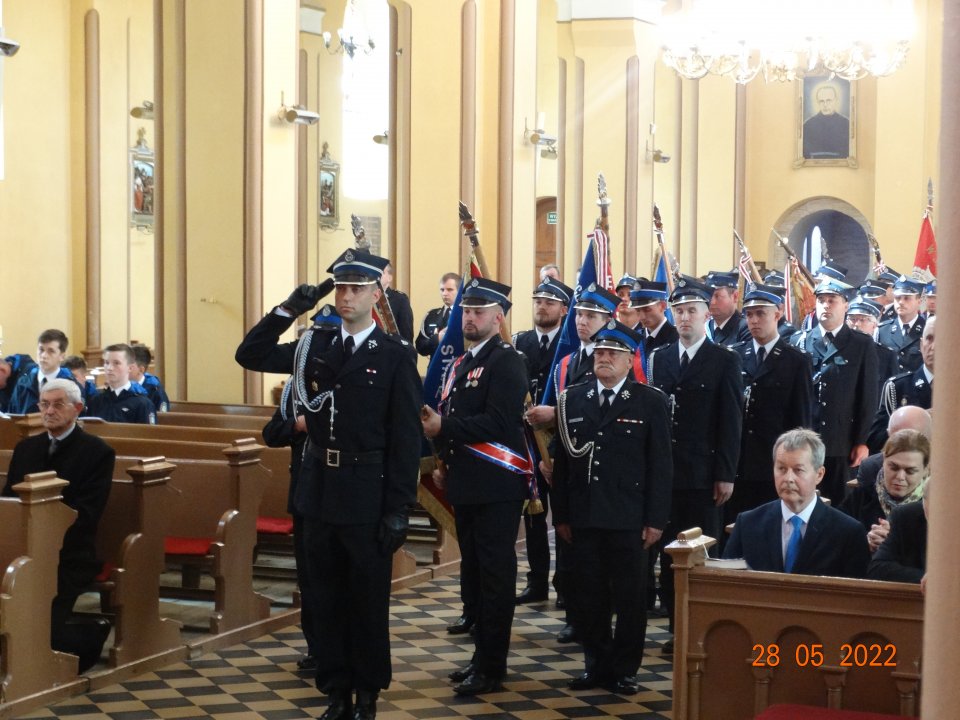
left=846, top=295, right=899, bottom=395
left=421, top=278, right=529, bottom=697
left=877, top=276, right=927, bottom=374
left=876, top=268, right=902, bottom=323
left=791, top=275, right=878, bottom=505
left=868, top=315, right=934, bottom=453
left=629, top=280, right=678, bottom=359
left=615, top=273, right=641, bottom=331
left=728, top=284, right=813, bottom=520
left=415, top=272, right=459, bottom=357
left=552, top=320, right=672, bottom=695
left=526, top=282, right=619, bottom=643
left=647, top=276, right=742, bottom=643
left=923, top=279, right=936, bottom=317
left=705, top=270, right=750, bottom=346
left=235, top=249, right=422, bottom=720
left=512, top=277, right=572, bottom=605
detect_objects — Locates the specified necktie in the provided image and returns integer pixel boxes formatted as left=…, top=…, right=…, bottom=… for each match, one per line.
left=41, top=376, right=48, bottom=389
left=579, top=349, right=589, bottom=369
left=823, top=331, right=834, bottom=348
left=680, top=351, right=690, bottom=373
left=757, top=346, right=767, bottom=364
left=48, top=437, right=59, bottom=457
left=600, top=388, right=615, bottom=407
left=539, top=334, right=550, bottom=357
left=902, top=323, right=910, bottom=336
left=343, top=335, right=355, bottom=358
left=784, top=515, right=804, bottom=573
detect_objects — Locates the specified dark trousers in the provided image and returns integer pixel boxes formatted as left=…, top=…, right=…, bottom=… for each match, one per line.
left=521, top=487, right=550, bottom=590
left=659, top=489, right=722, bottom=632
left=303, top=520, right=393, bottom=693
left=569, top=528, right=648, bottom=679
left=292, top=514, right=318, bottom=656
left=454, top=500, right=524, bottom=679
left=821, top=456, right=851, bottom=506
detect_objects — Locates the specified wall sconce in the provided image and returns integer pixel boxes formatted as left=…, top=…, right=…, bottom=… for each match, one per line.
left=0, top=35, right=20, bottom=57
left=645, top=141, right=671, bottom=164
left=130, top=100, right=154, bottom=119
left=278, top=93, right=319, bottom=125
left=524, top=123, right=559, bottom=159
left=322, top=29, right=375, bottom=59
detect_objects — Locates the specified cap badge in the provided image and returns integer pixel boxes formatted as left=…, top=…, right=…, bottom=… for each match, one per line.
left=606, top=319, right=616, bottom=329
left=322, top=306, right=331, bottom=316
left=344, top=250, right=355, bottom=262
left=471, top=279, right=479, bottom=288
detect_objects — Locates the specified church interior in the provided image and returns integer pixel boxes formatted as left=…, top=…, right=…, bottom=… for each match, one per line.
left=1, top=0, right=958, bottom=717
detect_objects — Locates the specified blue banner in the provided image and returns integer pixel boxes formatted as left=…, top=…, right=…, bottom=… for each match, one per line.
left=423, top=276, right=466, bottom=410
left=654, top=249, right=675, bottom=326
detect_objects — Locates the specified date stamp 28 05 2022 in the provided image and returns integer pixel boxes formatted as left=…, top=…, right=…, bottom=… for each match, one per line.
left=751, top=642, right=897, bottom=668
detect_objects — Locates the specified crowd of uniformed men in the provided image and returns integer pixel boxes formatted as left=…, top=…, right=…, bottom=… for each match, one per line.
left=0, top=246, right=934, bottom=720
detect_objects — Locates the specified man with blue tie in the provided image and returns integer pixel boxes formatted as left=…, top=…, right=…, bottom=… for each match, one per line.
left=724, top=428, right=870, bottom=578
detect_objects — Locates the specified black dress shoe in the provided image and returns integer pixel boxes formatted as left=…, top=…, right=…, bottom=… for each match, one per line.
left=352, top=690, right=377, bottom=720
left=555, top=593, right=566, bottom=610
left=556, top=624, right=578, bottom=643
left=454, top=670, right=503, bottom=696
left=567, top=671, right=601, bottom=690
left=448, top=662, right=475, bottom=682
left=606, top=675, right=641, bottom=695
left=515, top=585, right=548, bottom=605
left=296, top=654, right=318, bottom=672
left=662, top=638, right=675, bottom=655
left=447, top=615, right=475, bottom=635
left=320, top=691, right=352, bottom=720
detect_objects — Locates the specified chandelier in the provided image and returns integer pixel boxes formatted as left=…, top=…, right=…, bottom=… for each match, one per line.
left=659, top=0, right=914, bottom=83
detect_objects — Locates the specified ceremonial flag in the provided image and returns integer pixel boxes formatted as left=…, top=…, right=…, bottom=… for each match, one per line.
left=913, top=213, right=937, bottom=281
left=653, top=248, right=675, bottom=326
left=783, top=258, right=794, bottom=324
left=540, top=229, right=612, bottom=406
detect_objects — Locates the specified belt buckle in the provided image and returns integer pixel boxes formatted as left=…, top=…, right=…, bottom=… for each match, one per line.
left=326, top=449, right=340, bottom=468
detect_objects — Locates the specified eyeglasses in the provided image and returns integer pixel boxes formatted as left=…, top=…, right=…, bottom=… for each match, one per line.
left=38, top=400, right=70, bottom=411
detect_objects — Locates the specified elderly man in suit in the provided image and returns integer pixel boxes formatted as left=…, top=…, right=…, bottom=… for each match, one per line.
left=648, top=275, right=743, bottom=640
left=724, top=428, right=870, bottom=578
left=729, top=284, right=813, bottom=520
left=3, top=378, right=115, bottom=671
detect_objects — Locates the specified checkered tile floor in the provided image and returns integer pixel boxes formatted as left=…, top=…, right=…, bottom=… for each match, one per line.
left=20, top=574, right=673, bottom=719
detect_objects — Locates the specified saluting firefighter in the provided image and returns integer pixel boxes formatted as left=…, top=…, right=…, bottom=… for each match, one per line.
left=647, top=275, right=743, bottom=644
left=422, top=278, right=530, bottom=696
left=512, top=277, right=573, bottom=606
left=552, top=320, right=672, bottom=695
left=728, top=283, right=813, bottom=521
left=235, top=249, right=422, bottom=720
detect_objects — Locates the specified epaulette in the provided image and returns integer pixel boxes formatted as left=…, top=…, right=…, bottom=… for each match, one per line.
left=731, top=340, right=749, bottom=351
left=500, top=341, right=513, bottom=350
left=878, top=318, right=895, bottom=328
left=718, top=343, right=737, bottom=353
left=511, top=332, right=520, bottom=345
left=563, top=378, right=593, bottom=391
left=382, top=333, right=410, bottom=347
left=629, top=378, right=668, bottom=399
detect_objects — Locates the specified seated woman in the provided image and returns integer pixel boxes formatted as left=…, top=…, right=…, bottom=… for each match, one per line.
left=839, top=429, right=929, bottom=553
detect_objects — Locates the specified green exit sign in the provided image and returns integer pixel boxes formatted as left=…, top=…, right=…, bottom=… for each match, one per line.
left=547, top=211, right=558, bottom=225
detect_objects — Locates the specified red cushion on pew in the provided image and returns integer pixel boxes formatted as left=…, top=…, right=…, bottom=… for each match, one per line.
left=756, top=705, right=905, bottom=720
left=95, top=561, right=116, bottom=582
left=165, top=536, right=214, bottom=556
left=257, top=516, right=294, bottom=535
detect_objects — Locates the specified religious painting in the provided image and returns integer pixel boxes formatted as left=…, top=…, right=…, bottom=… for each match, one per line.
left=129, top=128, right=155, bottom=229
left=319, top=141, right=340, bottom=230
left=795, top=75, right=857, bottom=168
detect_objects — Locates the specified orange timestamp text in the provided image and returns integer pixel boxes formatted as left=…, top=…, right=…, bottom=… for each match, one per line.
left=751, top=643, right=897, bottom=668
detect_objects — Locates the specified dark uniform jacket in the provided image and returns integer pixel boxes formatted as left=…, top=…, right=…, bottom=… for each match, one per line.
left=415, top=306, right=451, bottom=357
left=709, top=313, right=750, bottom=347
left=513, top=328, right=560, bottom=404
left=793, top=324, right=878, bottom=458
left=0, top=354, right=36, bottom=412
left=873, top=340, right=900, bottom=397
left=235, top=310, right=422, bottom=524
left=86, top=384, right=156, bottom=424
left=3, top=426, right=115, bottom=596
left=261, top=383, right=308, bottom=516
left=867, top=502, right=927, bottom=583
left=724, top=498, right=870, bottom=578
left=877, top=315, right=926, bottom=374
left=552, top=379, right=672, bottom=530
left=435, top=338, right=529, bottom=506
left=553, top=346, right=596, bottom=394
left=385, top=287, right=415, bottom=343
left=7, top=366, right=79, bottom=415
left=648, top=339, right=743, bottom=490
left=643, top=321, right=679, bottom=358
left=141, top=372, right=170, bottom=413
left=734, top=339, right=813, bottom=485
left=866, top=367, right=932, bottom=453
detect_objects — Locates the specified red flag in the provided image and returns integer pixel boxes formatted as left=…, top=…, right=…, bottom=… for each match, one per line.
left=913, top=214, right=937, bottom=279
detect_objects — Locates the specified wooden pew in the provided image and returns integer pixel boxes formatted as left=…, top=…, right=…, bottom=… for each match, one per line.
left=81, top=417, right=263, bottom=446
left=94, top=458, right=183, bottom=667
left=666, top=531, right=923, bottom=720
left=112, top=440, right=272, bottom=634
left=167, top=400, right=275, bottom=417
left=0, top=474, right=80, bottom=703
left=157, top=412, right=269, bottom=432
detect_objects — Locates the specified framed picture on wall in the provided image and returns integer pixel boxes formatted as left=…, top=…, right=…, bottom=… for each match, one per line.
left=794, top=75, right=857, bottom=168
left=129, top=128, right=155, bottom=230
left=319, top=142, right=340, bottom=230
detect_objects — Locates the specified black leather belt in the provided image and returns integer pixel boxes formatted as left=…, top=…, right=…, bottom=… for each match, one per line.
left=308, top=442, right=383, bottom=468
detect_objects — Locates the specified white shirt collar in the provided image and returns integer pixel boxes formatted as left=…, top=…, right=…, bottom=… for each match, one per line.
left=112, top=381, right=132, bottom=397
left=470, top=335, right=495, bottom=357
left=818, top=323, right=842, bottom=338
left=648, top=316, right=668, bottom=338
left=38, top=369, right=60, bottom=387
left=901, top=314, right=919, bottom=331
left=923, top=365, right=933, bottom=383
left=781, top=496, right=818, bottom=525
left=679, top=333, right=708, bottom=361
left=753, top=337, right=779, bottom=357
left=537, top=326, right=560, bottom=344
left=342, top=321, right=377, bottom=350
left=48, top=423, right=77, bottom=442
left=596, top=376, right=627, bottom=398
left=579, top=342, right=595, bottom=356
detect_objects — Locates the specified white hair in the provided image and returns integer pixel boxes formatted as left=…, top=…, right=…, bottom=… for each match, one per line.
left=41, top=378, right=82, bottom=405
